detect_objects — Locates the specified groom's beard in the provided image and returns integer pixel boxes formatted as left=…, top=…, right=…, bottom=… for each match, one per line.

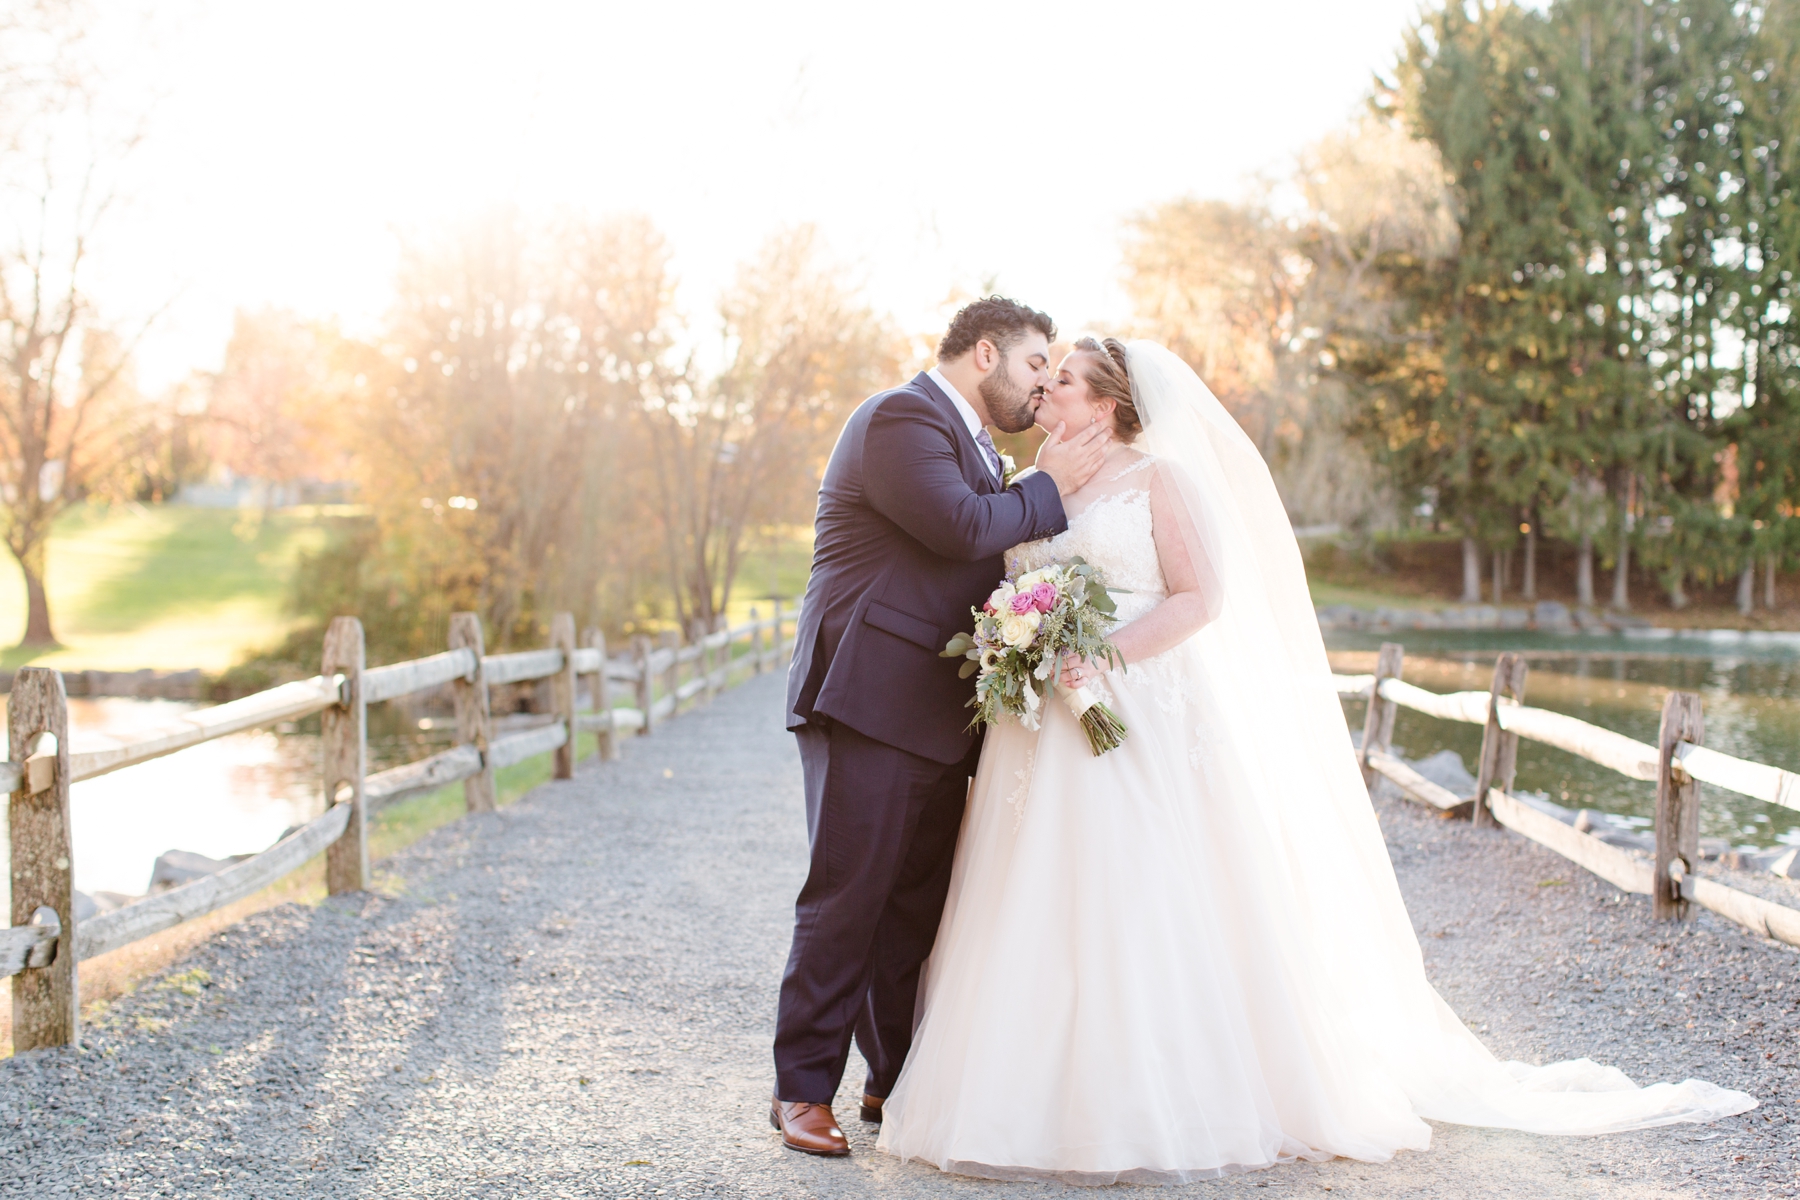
left=979, top=355, right=1038, bottom=434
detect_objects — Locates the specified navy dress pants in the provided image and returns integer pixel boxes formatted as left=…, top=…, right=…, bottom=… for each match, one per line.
left=773, top=719, right=975, bottom=1104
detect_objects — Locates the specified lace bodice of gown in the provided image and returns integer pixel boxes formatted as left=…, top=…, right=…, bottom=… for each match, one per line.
left=1006, top=450, right=1165, bottom=624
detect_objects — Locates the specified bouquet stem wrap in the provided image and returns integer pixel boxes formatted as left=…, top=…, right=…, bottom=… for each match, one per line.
left=1059, top=679, right=1129, bottom=757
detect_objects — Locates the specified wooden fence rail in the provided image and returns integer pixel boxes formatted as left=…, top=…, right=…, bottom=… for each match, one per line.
left=3, top=601, right=798, bottom=1051
left=1334, top=641, right=1800, bottom=949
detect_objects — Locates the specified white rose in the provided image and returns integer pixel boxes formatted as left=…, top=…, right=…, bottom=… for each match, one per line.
left=1016, top=568, right=1049, bottom=589
left=1000, top=609, right=1041, bottom=648
left=987, top=583, right=1016, bottom=613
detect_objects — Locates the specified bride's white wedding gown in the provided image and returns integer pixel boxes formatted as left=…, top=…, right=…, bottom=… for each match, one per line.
left=875, top=343, right=1753, bottom=1185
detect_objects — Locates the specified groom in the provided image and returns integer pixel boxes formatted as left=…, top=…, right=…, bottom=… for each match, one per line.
left=774, top=297, right=1110, bottom=1154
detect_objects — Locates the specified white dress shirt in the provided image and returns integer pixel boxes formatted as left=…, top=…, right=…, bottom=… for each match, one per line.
left=927, top=366, right=999, bottom=480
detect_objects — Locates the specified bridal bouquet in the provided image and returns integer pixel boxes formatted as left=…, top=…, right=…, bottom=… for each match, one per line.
left=941, top=558, right=1129, bottom=755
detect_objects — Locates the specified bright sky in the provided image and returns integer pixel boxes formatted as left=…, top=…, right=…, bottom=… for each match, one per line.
left=84, top=0, right=1433, bottom=389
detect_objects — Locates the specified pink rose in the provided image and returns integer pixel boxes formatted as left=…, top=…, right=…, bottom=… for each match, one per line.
left=1030, top=581, right=1058, bottom=612
left=1009, top=591, right=1037, bottom=615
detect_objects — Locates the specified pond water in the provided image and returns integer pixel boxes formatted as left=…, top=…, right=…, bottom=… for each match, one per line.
left=1, top=699, right=451, bottom=900
left=1325, top=629, right=1800, bottom=850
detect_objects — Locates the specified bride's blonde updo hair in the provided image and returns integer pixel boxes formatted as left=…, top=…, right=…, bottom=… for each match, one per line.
left=1071, top=336, right=1142, bottom=442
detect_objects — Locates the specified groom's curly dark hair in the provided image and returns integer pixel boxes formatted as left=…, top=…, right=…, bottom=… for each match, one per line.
left=936, top=296, right=1056, bottom=362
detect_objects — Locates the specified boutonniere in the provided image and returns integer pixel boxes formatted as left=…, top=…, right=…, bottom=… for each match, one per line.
left=999, top=453, right=1018, bottom=486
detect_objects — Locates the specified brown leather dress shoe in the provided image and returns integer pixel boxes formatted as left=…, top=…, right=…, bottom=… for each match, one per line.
left=769, top=1098, right=850, bottom=1156
left=859, top=1092, right=885, bottom=1124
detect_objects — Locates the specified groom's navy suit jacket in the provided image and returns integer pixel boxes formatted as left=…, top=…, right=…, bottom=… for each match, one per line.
left=786, top=372, right=1068, bottom=765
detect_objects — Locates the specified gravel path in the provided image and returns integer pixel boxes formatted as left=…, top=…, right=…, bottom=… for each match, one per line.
left=5, top=671, right=1797, bottom=1198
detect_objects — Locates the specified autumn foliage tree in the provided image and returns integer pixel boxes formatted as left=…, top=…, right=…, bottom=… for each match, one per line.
left=0, top=0, right=155, bottom=645
left=284, top=213, right=901, bottom=662
left=334, top=212, right=631, bottom=654
left=636, top=225, right=902, bottom=633
left=209, top=309, right=356, bottom=501
left=1124, top=116, right=1456, bottom=536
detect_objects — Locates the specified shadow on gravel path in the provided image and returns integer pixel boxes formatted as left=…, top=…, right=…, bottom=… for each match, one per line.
left=3, top=672, right=1793, bottom=1197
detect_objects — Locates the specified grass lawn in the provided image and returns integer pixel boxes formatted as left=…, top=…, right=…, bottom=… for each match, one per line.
left=366, top=733, right=602, bottom=862
left=0, top=503, right=331, bottom=672
left=724, top=524, right=814, bottom=625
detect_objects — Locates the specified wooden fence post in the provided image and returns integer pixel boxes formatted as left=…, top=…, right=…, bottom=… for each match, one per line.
left=772, top=598, right=786, bottom=666
left=10, top=667, right=76, bottom=1050
left=322, top=617, right=368, bottom=894
left=714, top=614, right=729, bottom=695
left=699, top=618, right=716, bottom=705
left=715, top=615, right=728, bottom=692
left=662, top=630, right=680, bottom=717
left=748, top=606, right=763, bottom=674
left=1472, top=652, right=1529, bottom=829
left=584, top=627, right=617, bottom=760
left=723, top=619, right=736, bottom=690
left=449, top=612, right=497, bottom=813
left=1655, top=691, right=1705, bottom=921
left=634, top=634, right=655, bottom=736
left=1358, top=642, right=1404, bottom=786
left=551, top=612, right=577, bottom=779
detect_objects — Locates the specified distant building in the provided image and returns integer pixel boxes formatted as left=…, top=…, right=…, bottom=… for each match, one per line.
left=175, top=467, right=350, bottom=509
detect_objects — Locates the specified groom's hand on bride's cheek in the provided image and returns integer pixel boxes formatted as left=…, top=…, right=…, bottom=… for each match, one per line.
left=1037, top=420, right=1111, bottom=496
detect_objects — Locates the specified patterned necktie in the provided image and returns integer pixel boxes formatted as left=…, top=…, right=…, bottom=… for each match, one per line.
left=974, top=428, right=1003, bottom=481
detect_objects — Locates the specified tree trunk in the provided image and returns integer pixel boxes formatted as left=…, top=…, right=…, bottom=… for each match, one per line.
left=1738, top=562, right=1756, bottom=616
left=1491, top=548, right=1503, bottom=605
left=1577, top=532, right=1595, bottom=608
left=1461, top=537, right=1482, bottom=603
left=1610, top=519, right=1631, bottom=610
left=1667, top=568, right=1688, bottom=610
left=1768, top=553, right=1779, bottom=609
left=1522, top=524, right=1537, bottom=601
left=16, top=539, right=56, bottom=647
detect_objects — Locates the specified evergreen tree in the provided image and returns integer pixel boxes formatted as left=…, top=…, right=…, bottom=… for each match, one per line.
left=1367, top=0, right=1548, bottom=602
left=1528, top=0, right=1663, bottom=610
left=1337, top=0, right=1800, bottom=613
left=1630, top=0, right=1755, bottom=607
left=1721, top=2, right=1800, bottom=610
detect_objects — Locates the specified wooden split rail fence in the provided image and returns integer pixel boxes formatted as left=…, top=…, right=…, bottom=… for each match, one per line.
left=1337, top=641, right=1800, bottom=945
left=1, top=602, right=799, bottom=1052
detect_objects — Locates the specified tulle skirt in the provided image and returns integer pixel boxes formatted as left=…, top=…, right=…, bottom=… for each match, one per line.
left=876, top=639, right=1753, bottom=1185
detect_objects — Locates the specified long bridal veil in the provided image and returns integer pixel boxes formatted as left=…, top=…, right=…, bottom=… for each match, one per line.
left=1123, top=339, right=1753, bottom=1135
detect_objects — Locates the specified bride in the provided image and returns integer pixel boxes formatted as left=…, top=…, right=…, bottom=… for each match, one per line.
left=874, top=337, right=1754, bottom=1184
